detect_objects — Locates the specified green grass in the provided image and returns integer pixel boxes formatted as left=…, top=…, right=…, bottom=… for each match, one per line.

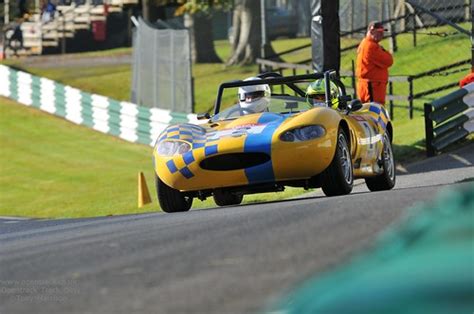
left=0, top=98, right=308, bottom=218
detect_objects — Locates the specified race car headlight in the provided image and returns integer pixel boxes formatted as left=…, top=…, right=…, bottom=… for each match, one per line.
left=156, top=140, right=191, bottom=156
left=280, top=125, right=326, bottom=142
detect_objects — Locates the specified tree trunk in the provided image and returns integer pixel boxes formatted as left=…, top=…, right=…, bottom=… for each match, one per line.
left=226, top=0, right=261, bottom=66
left=185, top=12, right=222, bottom=63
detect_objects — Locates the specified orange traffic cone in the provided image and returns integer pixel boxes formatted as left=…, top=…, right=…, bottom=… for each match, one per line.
left=138, top=172, right=152, bottom=208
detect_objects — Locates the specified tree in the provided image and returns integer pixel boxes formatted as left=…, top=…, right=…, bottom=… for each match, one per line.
left=226, top=0, right=261, bottom=66
left=182, top=11, right=222, bottom=63
left=177, top=1, right=232, bottom=63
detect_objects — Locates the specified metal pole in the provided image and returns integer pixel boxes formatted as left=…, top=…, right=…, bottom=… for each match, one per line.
left=409, top=77, right=413, bottom=119
left=349, top=0, right=354, bottom=38
left=412, top=13, right=417, bottom=47
left=351, top=59, right=357, bottom=99
left=261, top=0, right=267, bottom=60
left=153, top=29, right=157, bottom=109
left=324, top=71, right=331, bottom=107
left=61, top=12, right=66, bottom=54
left=389, top=81, right=394, bottom=120
left=171, top=31, right=175, bottom=111
left=5, top=0, right=9, bottom=24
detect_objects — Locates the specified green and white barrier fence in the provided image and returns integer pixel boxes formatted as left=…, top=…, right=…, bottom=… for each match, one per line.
left=0, top=65, right=198, bottom=146
left=424, top=82, right=474, bottom=157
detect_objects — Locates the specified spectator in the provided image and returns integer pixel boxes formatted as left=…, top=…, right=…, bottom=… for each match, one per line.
left=356, top=21, right=393, bottom=105
left=8, top=17, right=24, bottom=54
left=41, top=0, right=56, bottom=23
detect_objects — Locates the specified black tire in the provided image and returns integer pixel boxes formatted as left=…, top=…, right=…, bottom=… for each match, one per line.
left=365, top=133, right=396, bottom=191
left=213, top=189, right=243, bottom=207
left=321, top=129, right=354, bottom=196
left=155, top=175, right=192, bottom=213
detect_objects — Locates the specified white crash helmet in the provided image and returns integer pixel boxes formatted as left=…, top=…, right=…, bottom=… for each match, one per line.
left=238, top=77, right=271, bottom=113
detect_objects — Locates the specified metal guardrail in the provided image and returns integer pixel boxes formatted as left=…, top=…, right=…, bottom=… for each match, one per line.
left=424, top=82, right=474, bottom=157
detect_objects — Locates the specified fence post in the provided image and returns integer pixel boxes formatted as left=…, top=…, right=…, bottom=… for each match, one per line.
left=351, top=59, right=356, bottom=99
left=424, top=103, right=435, bottom=157
left=349, top=0, right=354, bottom=38
left=408, top=77, right=414, bottom=119
left=389, top=81, right=394, bottom=120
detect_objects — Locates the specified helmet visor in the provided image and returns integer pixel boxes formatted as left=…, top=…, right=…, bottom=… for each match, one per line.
left=239, top=90, right=266, bottom=102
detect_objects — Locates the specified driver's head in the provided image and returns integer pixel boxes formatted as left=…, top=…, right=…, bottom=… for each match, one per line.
left=306, top=79, right=339, bottom=109
left=238, top=77, right=271, bottom=113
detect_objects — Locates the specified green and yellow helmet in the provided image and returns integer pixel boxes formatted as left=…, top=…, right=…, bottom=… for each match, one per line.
left=306, top=79, right=340, bottom=109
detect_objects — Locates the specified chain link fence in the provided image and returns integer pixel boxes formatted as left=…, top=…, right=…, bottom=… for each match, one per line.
left=339, top=0, right=472, bottom=119
left=131, top=17, right=193, bottom=113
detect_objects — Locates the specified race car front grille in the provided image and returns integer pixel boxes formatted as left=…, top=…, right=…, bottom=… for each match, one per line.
left=200, top=153, right=270, bottom=171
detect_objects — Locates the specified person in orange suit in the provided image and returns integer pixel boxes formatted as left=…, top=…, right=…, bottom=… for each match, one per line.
left=459, top=68, right=474, bottom=87
left=356, top=21, right=393, bottom=105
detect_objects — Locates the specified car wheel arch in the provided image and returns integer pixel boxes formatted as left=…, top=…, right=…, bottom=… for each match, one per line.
left=338, top=119, right=351, bottom=149
left=386, top=122, right=393, bottom=143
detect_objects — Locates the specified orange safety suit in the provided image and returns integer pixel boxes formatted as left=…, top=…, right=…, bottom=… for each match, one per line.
left=356, top=36, right=393, bottom=105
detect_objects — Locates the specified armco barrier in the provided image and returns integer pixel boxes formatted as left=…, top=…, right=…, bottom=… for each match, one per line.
left=0, top=65, right=198, bottom=146
left=424, top=82, right=474, bottom=157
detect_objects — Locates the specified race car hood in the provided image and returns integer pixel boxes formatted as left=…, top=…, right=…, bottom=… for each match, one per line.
left=154, top=109, right=339, bottom=191
left=156, top=112, right=289, bottom=148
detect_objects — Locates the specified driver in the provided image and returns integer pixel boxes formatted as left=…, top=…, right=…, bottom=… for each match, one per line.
left=238, top=77, right=271, bottom=113
left=306, top=79, right=340, bottom=109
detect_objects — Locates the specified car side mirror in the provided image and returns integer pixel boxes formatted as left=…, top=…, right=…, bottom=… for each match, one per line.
left=197, top=112, right=211, bottom=120
left=347, top=99, right=363, bottom=112
left=337, top=95, right=352, bottom=109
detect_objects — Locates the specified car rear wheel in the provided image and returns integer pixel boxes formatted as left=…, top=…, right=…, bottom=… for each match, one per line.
left=213, top=189, right=243, bottom=207
left=365, top=133, right=396, bottom=191
left=156, top=175, right=193, bottom=213
left=321, top=129, right=353, bottom=196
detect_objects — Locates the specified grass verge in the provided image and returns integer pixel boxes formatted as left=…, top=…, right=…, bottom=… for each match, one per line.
left=0, top=98, right=308, bottom=218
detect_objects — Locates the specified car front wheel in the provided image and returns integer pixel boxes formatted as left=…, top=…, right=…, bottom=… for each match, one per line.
left=156, top=175, right=193, bottom=213
left=321, top=129, right=354, bottom=196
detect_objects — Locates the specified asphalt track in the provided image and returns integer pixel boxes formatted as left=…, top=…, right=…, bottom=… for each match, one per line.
left=1, top=143, right=473, bottom=314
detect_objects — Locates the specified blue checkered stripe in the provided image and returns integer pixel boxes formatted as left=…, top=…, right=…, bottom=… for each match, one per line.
left=369, top=105, right=389, bottom=130
left=161, top=124, right=220, bottom=179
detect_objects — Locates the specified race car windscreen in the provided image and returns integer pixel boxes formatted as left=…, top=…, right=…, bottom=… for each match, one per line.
left=211, top=82, right=315, bottom=122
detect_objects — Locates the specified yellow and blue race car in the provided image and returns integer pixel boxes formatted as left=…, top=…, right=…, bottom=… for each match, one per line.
left=153, top=72, right=395, bottom=213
